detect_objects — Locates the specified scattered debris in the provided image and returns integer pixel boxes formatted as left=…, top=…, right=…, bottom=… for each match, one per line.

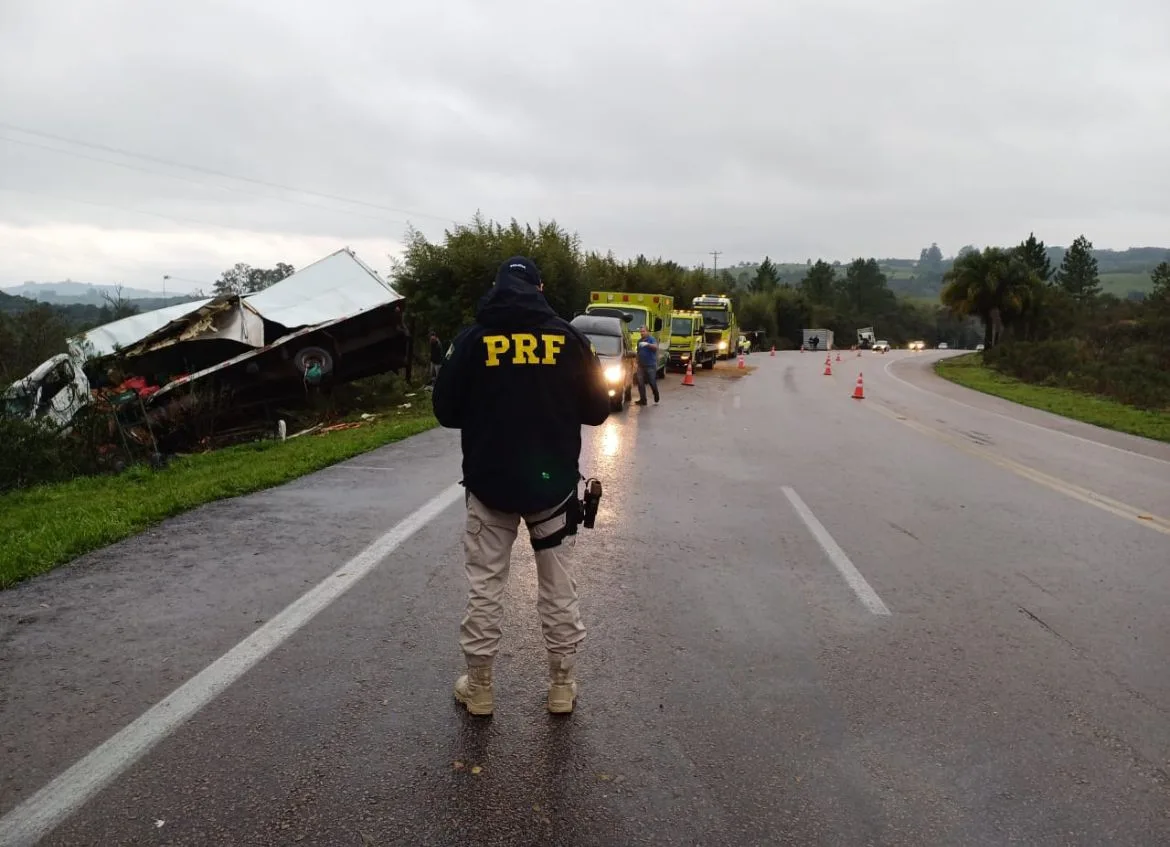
left=288, top=424, right=324, bottom=439
left=317, top=422, right=363, bottom=435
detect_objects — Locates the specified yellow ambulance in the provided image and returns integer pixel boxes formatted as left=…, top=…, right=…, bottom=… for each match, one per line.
left=585, top=291, right=674, bottom=377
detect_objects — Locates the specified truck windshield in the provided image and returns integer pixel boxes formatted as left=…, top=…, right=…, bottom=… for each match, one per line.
left=696, top=308, right=728, bottom=328
left=585, top=334, right=623, bottom=357
left=622, top=310, right=648, bottom=331
left=590, top=307, right=647, bottom=331
left=670, top=317, right=695, bottom=336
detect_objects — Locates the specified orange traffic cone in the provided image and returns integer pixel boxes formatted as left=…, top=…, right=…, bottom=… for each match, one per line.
left=852, top=372, right=865, bottom=399
left=682, top=361, right=695, bottom=386
left=857, top=349, right=862, bottom=357
left=824, top=359, right=833, bottom=376
left=835, top=352, right=841, bottom=362
left=770, top=346, right=776, bottom=357
left=737, top=352, right=746, bottom=369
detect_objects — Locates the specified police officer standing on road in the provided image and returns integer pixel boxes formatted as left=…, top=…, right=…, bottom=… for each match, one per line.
left=432, top=256, right=611, bottom=717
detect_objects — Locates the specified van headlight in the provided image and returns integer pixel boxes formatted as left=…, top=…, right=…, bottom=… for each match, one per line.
left=604, top=364, right=623, bottom=383
left=718, top=341, right=728, bottom=351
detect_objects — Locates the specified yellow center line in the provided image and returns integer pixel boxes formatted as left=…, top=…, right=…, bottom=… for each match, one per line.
left=866, top=401, right=1170, bottom=536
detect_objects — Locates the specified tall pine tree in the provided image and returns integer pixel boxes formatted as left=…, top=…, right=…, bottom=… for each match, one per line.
left=1054, top=235, right=1100, bottom=304
left=1018, top=232, right=1052, bottom=282
left=1150, top=261, right=1170, bottom=304
left=799, top=260, right=836, bottom=304
left=752, top=257, right=780, bottom=293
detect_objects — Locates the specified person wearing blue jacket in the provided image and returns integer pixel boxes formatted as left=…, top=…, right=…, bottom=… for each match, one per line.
left=635, top=325, right=660, bottom=405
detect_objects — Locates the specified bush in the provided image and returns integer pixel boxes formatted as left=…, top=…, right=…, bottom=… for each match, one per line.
left=984, top=339, right=1170, bottom=411
left=0, top=414, right=89, bottom=493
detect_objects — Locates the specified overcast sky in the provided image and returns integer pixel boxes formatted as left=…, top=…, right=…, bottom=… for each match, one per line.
left=2, top=0, right=1168, bottom=293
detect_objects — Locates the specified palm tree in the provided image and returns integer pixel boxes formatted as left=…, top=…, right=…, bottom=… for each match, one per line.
left=941, top=247, right=1039, bottom=349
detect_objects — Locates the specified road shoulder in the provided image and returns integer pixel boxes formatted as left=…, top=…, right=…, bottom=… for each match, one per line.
left=887, top=353, right=1170, bottom=464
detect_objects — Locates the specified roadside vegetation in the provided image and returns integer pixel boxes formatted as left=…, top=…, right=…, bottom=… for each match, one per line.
left=933, top=233, right=1169, bottom=427
left=935, top=355, right=1170, bottom=443
left=392, top=215, right=979, bottom=356
left=0, top=398, right=436, bottom=589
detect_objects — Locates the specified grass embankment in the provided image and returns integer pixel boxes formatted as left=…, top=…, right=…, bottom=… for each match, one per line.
left=0, top=407, right=438, bottom=589
left=935, top=355, right=1170, bottom=443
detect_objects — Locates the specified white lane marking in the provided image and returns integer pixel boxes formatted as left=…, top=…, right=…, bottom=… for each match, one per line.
left=867, top=402, right=1170, bottom=536
left=782, top=486, right=891, bottom=616
left=0, top=482, right=464, bottom=847
left=882, top=356, right=1170, bottom=467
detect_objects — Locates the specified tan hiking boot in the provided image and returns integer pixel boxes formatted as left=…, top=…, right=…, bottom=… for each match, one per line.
left=547, top=654, right=578, bottom=714
left=454, top=666, right=494, bottom=716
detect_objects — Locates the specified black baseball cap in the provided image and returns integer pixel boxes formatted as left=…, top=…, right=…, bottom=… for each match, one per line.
left=498, top=255, right=541, bottom=287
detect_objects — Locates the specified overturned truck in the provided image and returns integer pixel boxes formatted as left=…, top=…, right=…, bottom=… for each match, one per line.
left=5, top=247, right=411, bottom=451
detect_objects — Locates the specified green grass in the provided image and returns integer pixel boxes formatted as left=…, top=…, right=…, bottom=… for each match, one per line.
left=1099, top=272, right=1154, bottom=298
left=0, top=407, right=438, bottom=589
left=935, top=354, right=1170, bottom=443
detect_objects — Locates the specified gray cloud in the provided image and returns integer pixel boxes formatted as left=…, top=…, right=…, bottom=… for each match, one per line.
left=1, top=0, right=1168, bottom=290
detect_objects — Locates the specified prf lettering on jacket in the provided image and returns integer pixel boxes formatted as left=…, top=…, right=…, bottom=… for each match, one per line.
left=482, top=333, right=566, bottom=367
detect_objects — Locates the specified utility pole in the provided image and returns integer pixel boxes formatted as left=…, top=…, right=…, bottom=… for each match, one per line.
left=710, top=250, right=721, bottom=283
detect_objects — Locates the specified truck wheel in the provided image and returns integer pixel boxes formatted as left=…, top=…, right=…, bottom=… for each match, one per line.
left=293, top=346, right=334, bottom=376
left=624, top=383, right=632, bottom=402
left=702, top=358, right=714, bottom=370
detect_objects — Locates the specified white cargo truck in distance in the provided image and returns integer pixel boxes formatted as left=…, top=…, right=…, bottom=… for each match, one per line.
left=802, top=329, right=834, bottom=351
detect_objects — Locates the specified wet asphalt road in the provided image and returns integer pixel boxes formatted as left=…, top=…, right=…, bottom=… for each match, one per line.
left=2, top=350, right=1169, bottom=846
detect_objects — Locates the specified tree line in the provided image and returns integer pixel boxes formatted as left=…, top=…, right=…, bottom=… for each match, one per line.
left=391, top=213, right=971, bottom=355
left=943, top=232, right=1170, bottom=409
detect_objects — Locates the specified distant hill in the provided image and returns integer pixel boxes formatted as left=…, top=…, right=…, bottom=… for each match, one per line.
left=2, top=280, right=202, bottom=309
left=0, top=286, right=204, bottom=330
left=0, top=288, right=109, bottom=328
left=727, top=247, right=1169, bottom=302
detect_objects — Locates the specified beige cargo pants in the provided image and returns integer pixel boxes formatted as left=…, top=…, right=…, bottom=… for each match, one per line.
left=460, top=490, right=586, bottom=669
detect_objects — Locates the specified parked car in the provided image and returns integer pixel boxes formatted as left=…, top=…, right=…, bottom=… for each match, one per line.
left=570, top=313, right=635, bottom=412
left=975, top=343, right=985, bottom=352
left=873, top=340, right=891, bottom=353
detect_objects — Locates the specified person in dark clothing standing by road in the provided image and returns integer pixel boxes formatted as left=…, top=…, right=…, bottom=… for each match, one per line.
left=428, top=330, right=444, bottom=386
left=635, top=325, right=660, bottom=405
left=432, top=256, right=611, bottom=717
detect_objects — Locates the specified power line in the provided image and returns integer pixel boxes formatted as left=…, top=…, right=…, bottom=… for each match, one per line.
left=0, top=120, right=457, bottom=225
left=0, top=186, right=299, bottom=234
left=0, top=121, right=730, bottom=264
left=710, top=249, right=721, bottom=279
left=0, top=134, right=415, bottom=226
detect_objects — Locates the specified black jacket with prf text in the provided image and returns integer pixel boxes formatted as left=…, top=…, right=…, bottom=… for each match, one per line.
left=432, top=272, right=611, bottom=514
